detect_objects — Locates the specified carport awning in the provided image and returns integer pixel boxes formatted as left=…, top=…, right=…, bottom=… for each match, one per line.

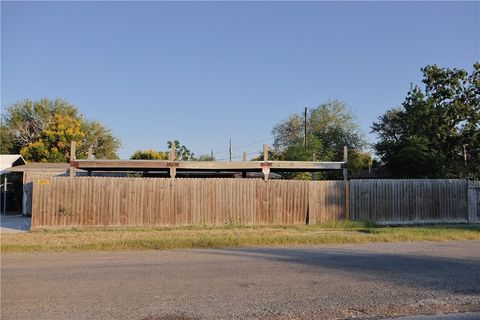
left=0, top=155, right=26, bottom=174
left=71, top=159, right=346, bottom=172
left=5, top=163, right=70, bottom=173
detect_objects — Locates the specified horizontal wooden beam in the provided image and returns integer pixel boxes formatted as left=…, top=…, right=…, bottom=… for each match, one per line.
left=71, top=160, right=345, bottom=172
left=269, top=161, right=344, bottom=170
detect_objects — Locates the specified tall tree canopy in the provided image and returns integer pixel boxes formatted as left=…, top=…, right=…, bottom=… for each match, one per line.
left=372, top=63, right=480, bottom=179
left=272, top=100, right=370, bottom=178
left=1, top=98, right=121, bottom=162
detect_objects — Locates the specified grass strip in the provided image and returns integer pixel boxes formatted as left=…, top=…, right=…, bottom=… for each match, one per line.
left=2, top=221, right=479, bottom=253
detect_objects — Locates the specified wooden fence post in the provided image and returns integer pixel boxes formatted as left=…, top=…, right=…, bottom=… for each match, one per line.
left=242, top=152, right=247, bottom=178
left=263, top=144, right=269, bottom=181
left=87, top=146, right=93, bottom=176
left=169, top=142, right=176, bottom=179
left=87, top=146, right=93, bottom=159
left=343, top=146, right=350, bottom=220
left=69, top=141, right=76, bottom=177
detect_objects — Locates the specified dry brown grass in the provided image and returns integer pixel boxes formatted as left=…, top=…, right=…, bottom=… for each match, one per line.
left=2, top=221, right=479, bottom=252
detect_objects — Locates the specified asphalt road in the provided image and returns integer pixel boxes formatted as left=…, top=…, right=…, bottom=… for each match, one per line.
left=2, top=241, right=480, bottom=320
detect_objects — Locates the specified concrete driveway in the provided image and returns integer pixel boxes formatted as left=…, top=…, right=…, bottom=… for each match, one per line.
left=1, top=241, right=480, bottom=320
left=0, top=214, right=30, bottom=233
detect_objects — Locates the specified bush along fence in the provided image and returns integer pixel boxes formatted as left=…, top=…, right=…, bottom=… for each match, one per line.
left=31, top=177, right=479, bottom=229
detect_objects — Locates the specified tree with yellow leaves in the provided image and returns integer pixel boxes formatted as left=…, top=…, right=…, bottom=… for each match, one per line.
left=1, top=98, right=120, bottom=162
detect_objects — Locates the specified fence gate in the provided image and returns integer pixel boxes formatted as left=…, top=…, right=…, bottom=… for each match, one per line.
left=468, top=181, right=480, bottom=222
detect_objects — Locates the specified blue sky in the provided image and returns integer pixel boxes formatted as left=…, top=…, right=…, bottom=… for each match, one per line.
left=2, top=1, right=479, bottom=160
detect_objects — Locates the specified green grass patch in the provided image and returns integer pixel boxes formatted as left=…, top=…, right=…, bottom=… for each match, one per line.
left=2, top=222, right=479, bottom=253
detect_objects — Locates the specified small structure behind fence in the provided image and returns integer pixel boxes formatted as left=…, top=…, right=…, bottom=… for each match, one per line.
left=31, top=177, right=478, bottom=229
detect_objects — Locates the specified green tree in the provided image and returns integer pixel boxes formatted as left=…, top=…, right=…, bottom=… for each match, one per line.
left=372, top=63, right=480, bottom=179
left=0, top=121, right=14, bottom=154
left=348, top=150, right=374, bottom=176
left=196, top=154, right=215, bottom=161
left=20, top=113, right=84, bottom=162
left=167, top=140, right=195, bottom=161
left=130, top=150, right=168, bottom=160
left=1, top=98, right=121, bottom=161
left=80, top=121, right=121, bottom=159
left=273, top=101, right=366, bottom=157
left=282, top=136, right=332, bottom=162
left=272, top=100, right=370, bottom=179
left=130, top=141, right=196, bottom=161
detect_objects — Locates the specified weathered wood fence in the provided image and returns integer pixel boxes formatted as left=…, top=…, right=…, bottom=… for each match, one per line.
left=31, top=177, right=478, bottom=229
left=350, top=179, right=469, bottom=224
left=31, top=177, right=344, bottom=228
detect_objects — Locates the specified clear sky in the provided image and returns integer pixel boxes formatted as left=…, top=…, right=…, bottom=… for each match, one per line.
left=2, top=1, right=479, bottom=160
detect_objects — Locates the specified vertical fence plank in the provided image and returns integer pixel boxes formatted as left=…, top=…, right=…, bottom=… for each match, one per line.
left=468, top=181, right=480, bottom=222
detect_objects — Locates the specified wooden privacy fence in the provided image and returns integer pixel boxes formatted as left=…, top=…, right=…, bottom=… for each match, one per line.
left=31, top=177, right=478, bottom=229
left=469, top=181, right=480, bottom=222
left=31, top=177, right=345, bottom=228
left=350, top=179, right=469, bottom=223
left=23, top=172, right=68, bottom=216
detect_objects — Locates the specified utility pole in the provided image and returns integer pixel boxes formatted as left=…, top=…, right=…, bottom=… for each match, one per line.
left=229, top=139, right=232, bottom=162
left=211, top=149, right=214, bottom=160
left=304, top=107, right=308, bottom=149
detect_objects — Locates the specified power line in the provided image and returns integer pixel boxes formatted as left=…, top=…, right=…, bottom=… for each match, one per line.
left=216, top=150, right=260, bottom=161
left=208, top=136, right=274, bottom=156
left=196, top=136, right=274, bottom=157
left=231, top=137, right=274, bottom=151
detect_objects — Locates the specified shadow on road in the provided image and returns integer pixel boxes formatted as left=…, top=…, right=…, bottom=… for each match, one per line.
left=201, top=245, right=480, bottom=295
